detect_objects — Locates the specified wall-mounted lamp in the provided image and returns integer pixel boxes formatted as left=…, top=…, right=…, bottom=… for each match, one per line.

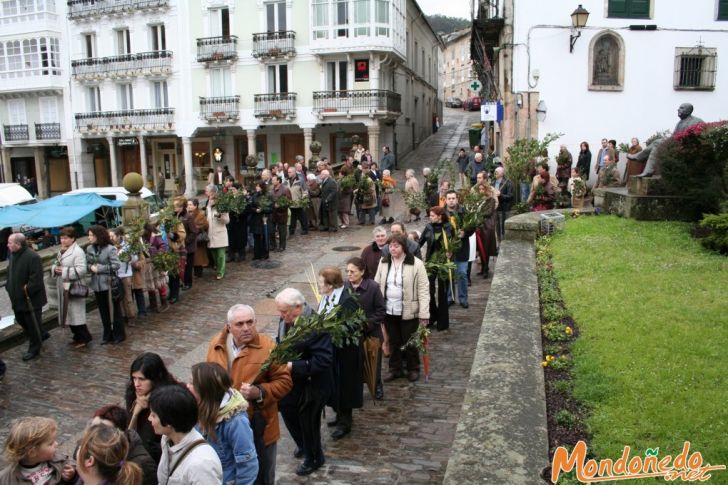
left=536, top=100, right=547, bottom=122
left=569, top=4, right=590, bottom=53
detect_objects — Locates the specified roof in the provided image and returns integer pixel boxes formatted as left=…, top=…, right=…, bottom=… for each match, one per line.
left=444, top=27, right=472, bottom=45
left=0, top=193, right=125, bottom=228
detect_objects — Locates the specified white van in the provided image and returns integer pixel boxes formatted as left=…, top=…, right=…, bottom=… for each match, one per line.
left=0, top=183, right=37, bottom=207
left=64, top=186, right=164, bottom=230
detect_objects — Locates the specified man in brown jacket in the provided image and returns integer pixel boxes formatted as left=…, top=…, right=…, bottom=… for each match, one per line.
left=207, top=303, right=293, bottom=485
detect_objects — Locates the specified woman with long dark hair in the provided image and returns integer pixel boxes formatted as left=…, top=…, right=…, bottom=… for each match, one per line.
left=188, top=362, right=258, bottom=485
left=576, top=142, right=592, bottom=180
left=125, top=352, right=178, bottom=464
left=419, top=206, right=454, bottom=331
left=86, top=224, right=124, bottom=344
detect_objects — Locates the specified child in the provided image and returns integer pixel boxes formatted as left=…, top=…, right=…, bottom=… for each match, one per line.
left=75, top=425, right=142, bottom=485
left=567, top=168, right=587, bottom=208
left=0, top=416, right=75, bottom=484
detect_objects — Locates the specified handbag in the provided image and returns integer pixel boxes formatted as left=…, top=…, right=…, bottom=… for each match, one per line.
left=68, top=267, right=89, bottom=298
left=109, top=273, right=123, bottom=302
left=382, top=194, right=390, bottom=207
left=196, top=230, right=209, bottom=244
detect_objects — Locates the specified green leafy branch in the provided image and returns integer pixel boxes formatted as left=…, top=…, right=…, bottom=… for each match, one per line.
left=400, top=325, right=431, bottom=354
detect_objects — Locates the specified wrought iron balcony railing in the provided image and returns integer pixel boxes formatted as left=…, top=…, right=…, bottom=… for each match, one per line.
left=67, top=0, right=169, bottom=20
left=254, top=93, right=297, bottom=119
left=74, top=108, right=175, bottom=133
left=197, top=36, right=238, bottom=63
left=72, top=51, right=173, bottom=79
left=312, top=90, right=401, bottom=116
left=3, top=124, right=29, bottom=141
left=35, top=123, right=61, bottom=140
left=252, top=31, right=296, bottom=59
left=200, top=96, right=240, bottom=121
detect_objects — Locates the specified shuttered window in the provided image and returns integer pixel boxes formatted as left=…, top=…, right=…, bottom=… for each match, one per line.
left=719, top=0, right=728, bottom=20
left=608, top=0, right=650, bottom=19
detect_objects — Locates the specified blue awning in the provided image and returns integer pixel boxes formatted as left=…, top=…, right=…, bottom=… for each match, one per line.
left=0, top=193, right=125, bottom=228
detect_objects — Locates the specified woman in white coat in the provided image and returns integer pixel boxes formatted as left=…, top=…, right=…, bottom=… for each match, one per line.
left=51, top=226, right=91, bottom=348
left=205, top=184, right=230, bottom=280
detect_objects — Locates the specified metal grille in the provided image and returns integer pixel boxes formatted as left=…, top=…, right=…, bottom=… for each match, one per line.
left=252, top=31, right=296, bottom=58
left=35, top=123, right=61, bottom=140
left=674, top=47, right=717, bottom=91
left=253, top=93, right=297, bottom=119
left=74, top=108, right=174, bottom=132
left=3, top=124, right=29, bottom=141
left=72, top=51, right=173, bottom=79
left=196, top=36, right=238, bottom=63
left=67, top=0, right=168, bottom=19
left=200, top=96, right=240, bottom=121
left=312, top=90, right=401, bottom=114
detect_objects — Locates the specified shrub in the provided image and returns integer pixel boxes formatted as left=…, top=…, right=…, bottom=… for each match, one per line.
left=543, top=322, right=571, bottom=342
left=698, top=212, right=728, bottom=254
left=552, top=380, right=572, bottom=396
left=555, top=410, right=577, bottom=429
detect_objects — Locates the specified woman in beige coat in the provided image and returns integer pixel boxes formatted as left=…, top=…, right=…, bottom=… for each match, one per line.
left=374, top=233, right=429, bottom=382
left=51, top=226, right=91, bottom=348
left=205, top=184, right=230, bottom=280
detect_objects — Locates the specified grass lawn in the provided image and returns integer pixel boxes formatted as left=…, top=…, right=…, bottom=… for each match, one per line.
left=550, top=216, right=728, bottom=477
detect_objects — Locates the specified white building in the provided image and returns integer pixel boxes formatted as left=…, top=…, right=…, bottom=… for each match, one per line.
left=474, top=0, right=728, bottom=181
left=65, top=0, right=442, bottom=197
left=442, top=28, right=473, bottom=101
left=0, top=0, right=71, bottom=197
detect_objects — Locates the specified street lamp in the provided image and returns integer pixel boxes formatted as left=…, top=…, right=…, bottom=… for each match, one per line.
left=569, top=4, right=590, bottom=53
left=536, top=100, right=547, bottom=122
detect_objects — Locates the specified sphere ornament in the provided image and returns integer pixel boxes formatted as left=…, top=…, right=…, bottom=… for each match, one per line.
left=123, top=172, right=144, bottom=193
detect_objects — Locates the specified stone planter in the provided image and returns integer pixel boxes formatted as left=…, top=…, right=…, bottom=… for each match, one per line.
left=571, top=195, right=585, bottom=209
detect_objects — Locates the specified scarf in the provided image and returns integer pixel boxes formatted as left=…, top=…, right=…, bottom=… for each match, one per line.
left=217, top=389, right=248, bottom=423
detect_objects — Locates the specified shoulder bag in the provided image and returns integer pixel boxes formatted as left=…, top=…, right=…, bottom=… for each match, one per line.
left=165, top=439, right=207, bottom=484
left=68, top=267, right=89, bottom=298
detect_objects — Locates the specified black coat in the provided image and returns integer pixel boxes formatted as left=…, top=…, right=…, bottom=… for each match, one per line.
left=420, top=221, right=455, bottom=262
left=345, top=279, right=386, bottom=339
left=327, top=289, right=364, bottom=410
left=577, top=150, right=592, bottom=176
left=447, top=207, right=475, bottom=262
left=126, top=429, right=159, bottom=485
left=496, top=178, right=515, bottom=213
left=248, top=192, right=271, bottom=236
left=6, top=246, right=47, bottom=312
left=320, top=177, right=339, bottom=209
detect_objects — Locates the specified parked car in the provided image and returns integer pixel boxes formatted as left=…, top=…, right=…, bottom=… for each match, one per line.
left=463, top=96, right=482, bottom=111
left=445, top=97, right=463, bottom=108
left=64, top=186, right=164, bottom=231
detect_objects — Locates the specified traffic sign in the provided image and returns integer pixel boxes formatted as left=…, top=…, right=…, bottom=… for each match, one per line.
left=469, top=79, right=482, bottom=93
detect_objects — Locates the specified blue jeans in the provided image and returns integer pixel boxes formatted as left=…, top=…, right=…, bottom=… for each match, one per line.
left=455, top=261, right=469, bottom=304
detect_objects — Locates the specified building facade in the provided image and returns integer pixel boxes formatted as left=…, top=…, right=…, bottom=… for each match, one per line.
left=63, top=0, right=442, bottom=197
left=473, top=0, right=728, bottom=182
left=442, top=28, right=473, bottom=101
left=0, top=0, right=71, bottom=198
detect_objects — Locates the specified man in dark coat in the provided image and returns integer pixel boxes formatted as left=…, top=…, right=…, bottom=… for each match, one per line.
left=276, top=288, right=333, bottom=477
left=493, top=166, right=514, bottom=244
left=445, top=191, right=475, bottom=308
left=6, top=233, right=48, bottom=361
left=269, top=174, right=291, bottom=252
left=318, top=169, right=339, bottom=232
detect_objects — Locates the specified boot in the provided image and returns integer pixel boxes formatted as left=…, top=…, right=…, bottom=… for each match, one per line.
left=147, top=292, right=158, bottom=313
left=159, top=295, right=170, bottom=313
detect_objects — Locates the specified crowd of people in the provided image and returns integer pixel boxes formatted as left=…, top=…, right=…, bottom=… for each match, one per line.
left=1, top=139, right=510, bottom=483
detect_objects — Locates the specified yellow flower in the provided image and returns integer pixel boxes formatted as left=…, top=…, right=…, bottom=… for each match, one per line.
left=565, top=327, right=573, bottom=335
left=542, top=361, right=549, bottom=367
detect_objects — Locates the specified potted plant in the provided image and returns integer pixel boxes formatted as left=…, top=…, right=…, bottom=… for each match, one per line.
left=570, top=177, right=587, bottom=209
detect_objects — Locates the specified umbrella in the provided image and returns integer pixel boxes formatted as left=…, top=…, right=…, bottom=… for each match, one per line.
left=362, top=335, right=380, bottom=403
left=422, top=335, right=430, bottom=382
left=23, top=285, right=44, bottom=349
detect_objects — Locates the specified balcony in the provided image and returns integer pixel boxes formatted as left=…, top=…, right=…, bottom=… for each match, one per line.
left=197, top=36, right=238, bottom=64
left=72, top=51, right=173, bottom=80
left=312, top=90, right=401, bottom=120
left=254, top=93, right=297, bottom=120
left=67, top=0, right=169, bottom=20
left=35, top=123, right=61, bottom=140
left=200, top=96, right=240, bottom=122
left=3, top=124, right=29, bottom=142
left=252, top=31, right=296, bottom=59
left=75, top=108, right=175, bottom=134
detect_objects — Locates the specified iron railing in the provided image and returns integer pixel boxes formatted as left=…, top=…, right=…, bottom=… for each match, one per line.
left=254, top=93, right=297, bottom=119
left=72, top=51, right=173, bottom=79
left=252, top=31, right=296, bottom=58
left=74, top=108, right=175, bottom=132
left=200, top=96, right=240, bottom=121
left=312, top=90, right=401, bottom=114
left=197, top=36, right=238, bottom=63
left=35, top=123, right=61, bottom=140
left=67, top=0, right=168, bottom=19
left=3, top=124, right=29, bottom=141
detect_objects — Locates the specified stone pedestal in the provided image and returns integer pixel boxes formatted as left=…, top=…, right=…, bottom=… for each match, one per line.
left=627, top=175, right=669, bottom=196
left=603, top=179, right=692, bottom=221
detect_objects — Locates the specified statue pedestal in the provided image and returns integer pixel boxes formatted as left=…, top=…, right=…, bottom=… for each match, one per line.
left=627, top=175, right=669, bottom=196
left=602, top=184, right=692, bottom=221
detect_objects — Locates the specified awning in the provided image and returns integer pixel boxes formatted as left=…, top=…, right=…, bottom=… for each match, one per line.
left=0, top=193, right=125, bottom=228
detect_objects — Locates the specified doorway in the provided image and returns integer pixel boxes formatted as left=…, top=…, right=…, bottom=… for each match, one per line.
left=281, top=133, right=304, bottom=166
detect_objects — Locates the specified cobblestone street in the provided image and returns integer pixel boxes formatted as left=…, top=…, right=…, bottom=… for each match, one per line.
left=0, top=109, right=488, bottom=483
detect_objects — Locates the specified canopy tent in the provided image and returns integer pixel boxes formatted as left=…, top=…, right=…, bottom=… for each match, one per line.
left=0, top=193, right=125, bottom=229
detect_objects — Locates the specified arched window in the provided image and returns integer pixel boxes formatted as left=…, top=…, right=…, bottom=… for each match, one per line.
left=588, top=31, right=624, bottom=91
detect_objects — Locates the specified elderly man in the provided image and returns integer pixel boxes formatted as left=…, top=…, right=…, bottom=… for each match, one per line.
left=207, top=304, right=293, bottom=485
left=493, top=166, right=514, bottom=243
left=276, top=288, right=333, bottom=476
left=467, top=152, right=486, bottom=186
left=261, top=169, right=272, bottom=187
left=6, top=233, right=48, bottom=361
left=595, top=155, right=622, bottom=188
left=269, top=174, right=291, bottom=252
left=380, top=145, right=394, bottom=171
left=287, top=167, right=308, bottom=236
left=318, top=169, right=339, bottom=232
left=381, top=222, right=422, bottom=260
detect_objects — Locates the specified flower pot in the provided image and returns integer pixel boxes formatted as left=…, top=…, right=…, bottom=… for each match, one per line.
left=571, top=195, right=585, bottom=209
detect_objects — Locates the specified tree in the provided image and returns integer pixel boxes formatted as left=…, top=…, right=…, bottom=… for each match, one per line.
left=426, top=15, right=470, bottom=35
left=505, top=133, right=563, bottom=202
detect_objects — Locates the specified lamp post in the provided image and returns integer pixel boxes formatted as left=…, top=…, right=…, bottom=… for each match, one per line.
left=569, top=4, right=590, bottom=53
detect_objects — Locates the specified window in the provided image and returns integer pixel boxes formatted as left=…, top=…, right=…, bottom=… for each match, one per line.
left=210, top=7, right=230, bottom=37
left=150, top=24, right=166, bottom=51
left=84, top=33, right=96, bottom=58
left=414, top=41, right=418, bottom=70
left=2, top=1, right=18, bottom=16
left=375, top=0, right=389, bottom=36
left=116, top=29, right=131, bottom=55
left=22, top=39, right=38, bottom=69
left=327, top=60, right=347, bottom=90
left=18, top=0, right=32, bottom=13
left=210, top=68, right=231, bottom=96
left=718, top=0, right=728, bottom=20
left=266, top=1, right=286, bottom=32
left=87, top=86, right=101, bottom=112
left=6, top=40, right=21, bottom=70
left=39, top=96, right=58, bottom=123
left=7, top=98, right=26, bottom=124
left=674, top=47, right=717, bottom=90
left=313, top=0, right=328, bottom=39
left=0, top=43, right=5, bottom=72
left=118, top=83, right=134, bottom=110
left=267, top=64, right=288, bottom=92
left=336, top=0, right=348, bottom=37
left=153, top=81, right=169, bottom=107
left=353, top=0, right=370, bottom=36
left=607, top=0, right=649, bottom=19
